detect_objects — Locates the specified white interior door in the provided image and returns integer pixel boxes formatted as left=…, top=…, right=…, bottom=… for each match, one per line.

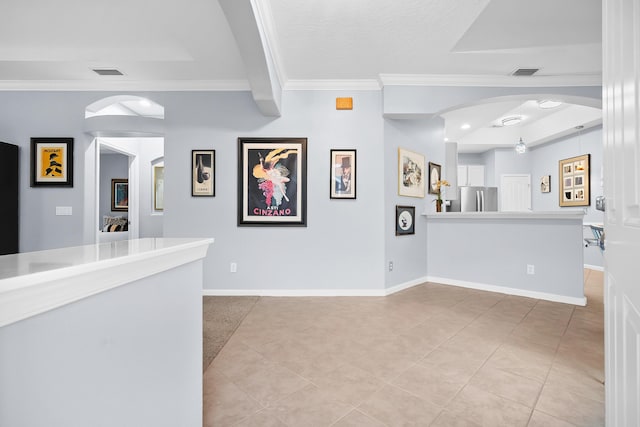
left=500, top=174, right=531, bottom=212
left=603, top=0, right=640, bottom=425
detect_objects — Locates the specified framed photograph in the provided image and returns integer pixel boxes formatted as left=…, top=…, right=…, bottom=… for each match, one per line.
left=30, top=137, right=73, bottom=187
left=111, top=179, right=128, bottom=212
left=153, top=165, right=164, bottom=211
left=192, top=150, right=215, bottom=197
left=559, top=154, right=590, bottom=207
left=238, top=137, right=307, bottom=226
left=540, top=175, right=551, bottom=193
left=330, top=149, right=356, bottom=199
left=428, top=162, right=441, bottom=195
left=398, top=148, right=425, bottom=198
left=395, top=205, right=415, bottom=236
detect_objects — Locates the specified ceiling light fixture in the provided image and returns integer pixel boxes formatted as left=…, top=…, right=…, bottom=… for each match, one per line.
left=538, top=100, right=562, bottom=109
left=139, top=99, right=151, bottom=107
left=444, top=137, right=449, bottom=142
left=461, top=123, right=471, bottom=130
left=502, top=116, right=522, bottom=127
left=515, top=137, right=527, bottom=154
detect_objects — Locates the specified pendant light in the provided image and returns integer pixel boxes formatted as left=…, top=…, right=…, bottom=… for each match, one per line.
left=515, top=137, right=526, bottom=154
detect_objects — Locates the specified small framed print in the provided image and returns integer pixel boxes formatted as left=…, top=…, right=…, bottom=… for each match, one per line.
left=111, top=179, right=128, bottom=212
left=559, top=154, right=590, bottom=207
left=540, top=175, right=551, bottom=193
left=428, top=162, right=442, bottom=195
left=395, top=205, right=415, bottom=236
left=330, top=149, right=356, bottom=199
left=192, top=150, right=215, bottom=197
left=153, top=165, right=164, bottom=211
left=398, top=148, right=425, bottom=198
left=30, top=137, right=74, bottom=187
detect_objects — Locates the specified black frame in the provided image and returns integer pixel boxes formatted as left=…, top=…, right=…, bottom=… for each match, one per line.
left=428, top=162, right=441, bottom=195
left=111, top=179, right=128, bottom=212
left=192, top=150, right=215, bottom=197
left=238, top=137, right=307, bottom=227
left=330, top=149, right=357, bottom=199
left=30, top=137, right=74, bottom=187
left=395, top=205, right=416, bottom=236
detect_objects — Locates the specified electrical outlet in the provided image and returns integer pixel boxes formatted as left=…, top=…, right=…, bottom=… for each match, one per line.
left=388, top=261, right=393, bottom=271
left=527, top=264, right=535, bottom=275
left=230, top=262, right=237, bottom=273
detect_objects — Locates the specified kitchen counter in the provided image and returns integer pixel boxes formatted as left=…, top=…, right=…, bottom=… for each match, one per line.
left=423, top=211, right=584, bottom=220
left=425, top=211, right=585, bottom=305
left=0, top=238, right=213, bottom=426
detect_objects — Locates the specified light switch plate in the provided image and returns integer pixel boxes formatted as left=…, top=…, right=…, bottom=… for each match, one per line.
left=56, top=206, right=72, bottom=216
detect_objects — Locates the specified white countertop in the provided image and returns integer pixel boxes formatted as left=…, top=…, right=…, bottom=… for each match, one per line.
left=422, top=211, right=585, bottom=220
left=0, top=238, right=213, bottom=327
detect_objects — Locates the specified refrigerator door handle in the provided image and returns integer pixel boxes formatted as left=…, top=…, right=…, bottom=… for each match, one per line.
left=480, top=190, right=485, bottom=212
left=475, top=190, right=481, bottom=212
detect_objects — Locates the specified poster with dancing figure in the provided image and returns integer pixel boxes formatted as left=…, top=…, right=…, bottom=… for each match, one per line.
left=30, top=137, right=74, bottom=187
left=238, top=138, right=307, bottom=226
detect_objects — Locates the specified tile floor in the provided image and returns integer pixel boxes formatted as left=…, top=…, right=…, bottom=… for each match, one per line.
left=204, top=270, right=604, bottom=426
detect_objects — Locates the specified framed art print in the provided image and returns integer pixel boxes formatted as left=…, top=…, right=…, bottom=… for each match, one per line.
left=238, top=137, right=307, bottom=226
left=398, top=148, right=425, bottom=198
left=153, top=165, right=164, bottom=211
left=111, top=179, right=128, bottom=212
left=396, top=205, right=415, bottom=236
left=192, top=150, right=215, bottom=197
left=30, top=137, right=73, bottom=187
left=330, top=149, right=356, bottom=199
left=559, top=154, right=590, bottom=207
left=541, top=175, right=551, bottom=193
left=428, top=162, right=441, bottom=195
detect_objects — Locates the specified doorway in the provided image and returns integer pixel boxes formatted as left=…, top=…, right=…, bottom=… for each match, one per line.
left=500, top=174, right=531, bottom=211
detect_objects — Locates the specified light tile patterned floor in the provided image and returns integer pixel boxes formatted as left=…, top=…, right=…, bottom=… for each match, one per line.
left=204, top=270, right=604, bottom=426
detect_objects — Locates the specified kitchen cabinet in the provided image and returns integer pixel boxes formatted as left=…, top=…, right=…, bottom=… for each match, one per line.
left=458, top=165, right=485, bottom=186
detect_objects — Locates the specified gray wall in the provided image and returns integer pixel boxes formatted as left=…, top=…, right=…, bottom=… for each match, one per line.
left=99, top=152, right=129, bottom=225
left=162, top=90, right=386, bottom=292
left=383, top=117, right=445, bottom=288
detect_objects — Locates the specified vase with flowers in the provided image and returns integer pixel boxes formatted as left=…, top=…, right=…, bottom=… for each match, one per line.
left=433, top=179, right=450, bottom=212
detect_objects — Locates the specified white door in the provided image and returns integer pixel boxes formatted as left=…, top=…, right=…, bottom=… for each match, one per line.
left=604, top=0, right=640, bottom=425
left=500, top=174, right=530, bottom=212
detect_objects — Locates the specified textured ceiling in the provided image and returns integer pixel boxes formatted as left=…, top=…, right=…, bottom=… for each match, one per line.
left=0, top=0, right=603, bottom=151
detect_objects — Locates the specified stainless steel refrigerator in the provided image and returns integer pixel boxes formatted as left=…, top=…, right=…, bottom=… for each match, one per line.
left=448, top=186, right=498, bottom=212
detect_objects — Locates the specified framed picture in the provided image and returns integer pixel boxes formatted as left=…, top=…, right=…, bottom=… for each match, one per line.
left=111, top=179, right=128, bottom=212
left=30, top=137, right=73, bottom=187
left=192, top=150, right=215, bottom=197
left=540, top=175, right=551, bottom=193
left=395, top=205, right=415, bottom=236
left=238, top=137, right=307, bottom=226
left=428, top=162, right=441, bottom=195
left=398, top=148, right=425, bottom=198
left=559, top=154, right=590, bottom=207
left=330, top=149, right=356, bottom=199
left=153, top=165, right=164, bottom=211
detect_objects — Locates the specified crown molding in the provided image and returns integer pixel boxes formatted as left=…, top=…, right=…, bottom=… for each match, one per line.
left=0, top=80, right=251, bottom=91
left=379, top=73, right=602, bottom=87
left=284, top=79, right=382, bottom=91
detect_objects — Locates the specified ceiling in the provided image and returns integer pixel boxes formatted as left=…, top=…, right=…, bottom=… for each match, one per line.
left=1, top=0, right=602, bottom=151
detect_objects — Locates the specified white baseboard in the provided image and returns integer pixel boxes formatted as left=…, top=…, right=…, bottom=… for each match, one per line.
left=202, top=288, right=386, bottom=297
left=426, top=276, right=587, bottom=306
left=384, top=276, right=429, bottom=296
left=584, top=264, right=604, bottom=272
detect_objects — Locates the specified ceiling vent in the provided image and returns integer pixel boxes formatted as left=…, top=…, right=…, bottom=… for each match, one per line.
left=511, top=68, right=539, bottom=76
left=92, top=68, right=124, bottom=76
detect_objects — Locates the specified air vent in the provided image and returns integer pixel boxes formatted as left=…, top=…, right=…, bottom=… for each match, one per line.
left=511, top=68, right=539, bottom=76
left=92, top=69, right=124, bottom=76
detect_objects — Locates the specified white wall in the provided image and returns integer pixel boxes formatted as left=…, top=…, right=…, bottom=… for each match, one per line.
left=383, top=118, right=445, bottom=289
